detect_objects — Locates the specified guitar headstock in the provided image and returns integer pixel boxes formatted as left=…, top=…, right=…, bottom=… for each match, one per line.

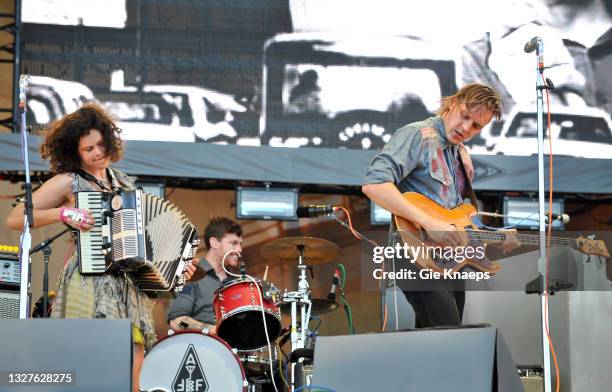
left=577, top=237, right=610, bottom=258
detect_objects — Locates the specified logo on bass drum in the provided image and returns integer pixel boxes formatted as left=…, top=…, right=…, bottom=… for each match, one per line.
left=172, top=344, right=209, bottom=392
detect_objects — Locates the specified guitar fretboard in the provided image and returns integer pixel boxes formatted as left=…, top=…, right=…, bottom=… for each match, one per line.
left=466, top=229, right=579, bottom=249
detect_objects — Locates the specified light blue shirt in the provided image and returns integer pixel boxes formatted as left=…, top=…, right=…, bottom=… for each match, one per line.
left=363, top=116, right=467, bottom=209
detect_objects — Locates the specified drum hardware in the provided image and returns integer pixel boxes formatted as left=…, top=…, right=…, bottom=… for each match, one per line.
left=239, top=344, right=279, bottom=376
left=279, top=298, right=338, bottom=316
left=260, top=237, right=340, bottom=265
left=262, top=237, right=342, bottom=391
left=294, top=363, right=314, bottom=391
left=218, top=250, right=281, bottom=392
left=168, top=326, right=217, bottom=338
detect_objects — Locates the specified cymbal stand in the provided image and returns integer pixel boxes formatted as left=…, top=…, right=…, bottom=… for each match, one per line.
left=287, top=244, right=312, bottom=391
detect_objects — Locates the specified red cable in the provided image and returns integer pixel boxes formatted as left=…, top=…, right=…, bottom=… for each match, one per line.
left=337, top=207, right=389, bottom=330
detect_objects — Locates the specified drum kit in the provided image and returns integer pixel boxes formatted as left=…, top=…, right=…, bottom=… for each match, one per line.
left=140, top=236, right=342, bottom=392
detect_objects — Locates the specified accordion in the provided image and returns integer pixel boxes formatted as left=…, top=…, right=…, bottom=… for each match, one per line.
left=76, top=189, right=199, bottom=294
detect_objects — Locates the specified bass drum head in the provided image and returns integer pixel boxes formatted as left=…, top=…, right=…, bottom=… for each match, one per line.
left=140, top=331, right=246, bottom=392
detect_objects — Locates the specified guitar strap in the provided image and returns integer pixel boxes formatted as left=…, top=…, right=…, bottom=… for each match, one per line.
left=457, top=149, right=479, bottom=212
left=386, top=133, right=478, bottom=241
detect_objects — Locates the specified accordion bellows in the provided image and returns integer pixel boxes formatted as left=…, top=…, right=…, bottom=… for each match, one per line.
left=76, top=190, right=199, bottom=294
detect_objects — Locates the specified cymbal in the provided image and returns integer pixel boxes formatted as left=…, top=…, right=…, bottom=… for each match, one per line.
left=261, top=237, right=340, bottom=265
left=280, top=298, right=339, bottom=316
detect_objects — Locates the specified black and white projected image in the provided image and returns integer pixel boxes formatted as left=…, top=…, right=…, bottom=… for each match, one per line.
left=260, top=33, right=456, bottom=149
left=461, top=0, right=612, bottom=159
left=20, top=0, right=612, bottom=159
left=482, top=106, right=612, bottom=158
left=21, top=0, right=291, bottom=146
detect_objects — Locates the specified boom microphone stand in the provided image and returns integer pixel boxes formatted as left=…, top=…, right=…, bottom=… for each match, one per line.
left=524, top=36, right=553, bottom=392
left=30, top=229, right=69, bottom=316
left=17, top=74, right=33, bottom=319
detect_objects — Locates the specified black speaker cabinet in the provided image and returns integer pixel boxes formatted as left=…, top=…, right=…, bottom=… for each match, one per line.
left=312, top=325, right=523, bottom=392
left=0, top=319, right=132, bottom=391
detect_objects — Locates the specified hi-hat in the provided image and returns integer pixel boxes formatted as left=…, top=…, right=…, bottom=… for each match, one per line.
left=280, top=298, right=339, bottom=316
left=261, top=237, right=340, bottom=264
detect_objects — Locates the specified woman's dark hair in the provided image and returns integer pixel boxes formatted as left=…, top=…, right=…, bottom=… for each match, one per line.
left=40, top=103, right=123, bottom=173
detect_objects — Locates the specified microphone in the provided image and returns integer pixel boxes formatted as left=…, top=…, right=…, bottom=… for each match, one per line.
left=524, top=36, right=544, bottom=71
left=479, top=211, right=569, bottom=224
left=296, top=205, right=340, bottom=218
left=524, top=36, right=540, bottom=53
left=545, top=213, right=570, bottom=224
left=327, top=268, right=341, bottom=300
left=238, top=255, right=246, bottom=277
left=19, top=74, right=31, bottom=108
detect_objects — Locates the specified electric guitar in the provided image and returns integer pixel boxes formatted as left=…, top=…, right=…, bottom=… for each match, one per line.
left=394, top=192, right=610, bottom=274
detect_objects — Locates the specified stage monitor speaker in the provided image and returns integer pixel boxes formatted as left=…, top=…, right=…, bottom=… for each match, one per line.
left=0, top=319, right=132, bottom=391
left=312, top=325, right=523, bottom=392
left=0, top=290, right=19, bottom=319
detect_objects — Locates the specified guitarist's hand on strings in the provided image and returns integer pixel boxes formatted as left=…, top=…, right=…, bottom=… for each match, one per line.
left=500, top=229, right=521, bottom=254
left=422, top=218, right=469, bottom=248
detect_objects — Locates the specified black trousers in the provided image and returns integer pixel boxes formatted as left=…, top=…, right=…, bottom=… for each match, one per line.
left=402, top=290, right=465, bottom=328
left=388, top=224, right=466, bottom=328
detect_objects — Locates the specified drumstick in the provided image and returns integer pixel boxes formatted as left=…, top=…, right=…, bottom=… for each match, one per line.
left=263, top=265, right=269, bottom=281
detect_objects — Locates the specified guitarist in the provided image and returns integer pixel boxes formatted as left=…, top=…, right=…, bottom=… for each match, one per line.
left=362, top=83, right=519, bottom=327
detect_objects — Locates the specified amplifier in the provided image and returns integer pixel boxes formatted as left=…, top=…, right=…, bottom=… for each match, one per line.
left=518, top=366, right=544, bottom=392
left=0, top=290, right=20, bottom=319
left=0, top=245, right=20, bottom=287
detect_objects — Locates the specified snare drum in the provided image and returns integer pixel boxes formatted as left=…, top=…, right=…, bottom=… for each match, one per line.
left=239, top=345, right=278, bottom=376
left=140, top=330, right=247, bottom=392
left=214, top=278, right=282, bottom=351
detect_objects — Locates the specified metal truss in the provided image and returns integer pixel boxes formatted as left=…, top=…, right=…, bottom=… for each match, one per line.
left=0, top=0, right=20, bottom=132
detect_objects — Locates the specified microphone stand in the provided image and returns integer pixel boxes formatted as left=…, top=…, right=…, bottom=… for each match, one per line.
left=30, top=228, right=69, bottom=316
left=239, top=256, right=247, bottom=280
left=531, top=38, right=553, bottom=392
left=17, top=75, right=33, bottom=319
left=325, top=212, right=389, bottom=330
left=326, top=212, right=378, bottom=246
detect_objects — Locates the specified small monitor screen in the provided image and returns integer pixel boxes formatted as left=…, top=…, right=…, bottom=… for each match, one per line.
left=236, top=187, right=298, bottom=220
left=503, top=197, right=565, bottom=230
left=371, top=201, right=392, bottom=225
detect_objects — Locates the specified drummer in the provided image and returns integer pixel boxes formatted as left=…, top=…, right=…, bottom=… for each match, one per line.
left=167, top=217, right=244, bottom=333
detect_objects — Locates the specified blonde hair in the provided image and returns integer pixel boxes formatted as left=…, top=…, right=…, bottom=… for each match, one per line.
left=437, top=83, right=502, bottom=120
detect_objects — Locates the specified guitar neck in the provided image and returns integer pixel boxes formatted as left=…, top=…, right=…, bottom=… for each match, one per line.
left=467, top=230, right=579, bottom=249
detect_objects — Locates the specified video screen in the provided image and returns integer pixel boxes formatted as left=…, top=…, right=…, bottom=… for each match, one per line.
left=21, top=0, right=612, bottom=160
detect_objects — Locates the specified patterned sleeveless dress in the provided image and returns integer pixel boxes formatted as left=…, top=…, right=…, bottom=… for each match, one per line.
left=51, top=169, right=156, bottom=350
